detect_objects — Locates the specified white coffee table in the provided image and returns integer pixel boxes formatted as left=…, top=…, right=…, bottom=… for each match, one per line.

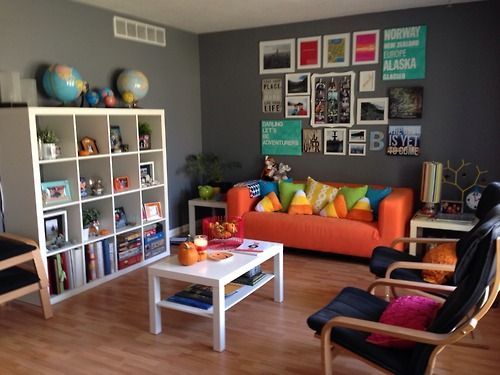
left=148, top=239, right=283, bottom=351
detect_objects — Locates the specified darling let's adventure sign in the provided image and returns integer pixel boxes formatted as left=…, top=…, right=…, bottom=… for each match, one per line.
left=261, top=120, right=302, bottom=155
left=382, top=25, right=427, bottom=80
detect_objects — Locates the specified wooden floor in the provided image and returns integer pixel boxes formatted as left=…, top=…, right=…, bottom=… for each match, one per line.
left=1, top=248, right=499, bottom=374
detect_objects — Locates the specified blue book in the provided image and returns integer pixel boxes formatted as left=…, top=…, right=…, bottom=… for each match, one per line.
left=166, top=295, right=212, bottom=310
left=102, top=239, right=111, bottom=275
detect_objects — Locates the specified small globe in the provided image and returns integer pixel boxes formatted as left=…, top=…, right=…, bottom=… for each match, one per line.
left=99, top=87, right=114, bottom=101
left=117, top=69, right=149, bottom=103
left=42, top=64, right=85, bottom=103
left=85, top=90, right=100, bottom=107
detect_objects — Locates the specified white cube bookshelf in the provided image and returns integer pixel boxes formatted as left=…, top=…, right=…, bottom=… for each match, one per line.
left=0, top=107, right=170, bottom=303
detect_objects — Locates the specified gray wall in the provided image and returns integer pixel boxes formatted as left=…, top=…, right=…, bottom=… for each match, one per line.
left=199, top=1, right=500, bottom=196
left=0, top=0, right=202, bottom=228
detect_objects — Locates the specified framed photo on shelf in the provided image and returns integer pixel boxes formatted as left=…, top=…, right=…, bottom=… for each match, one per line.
left=144, top=202, right=162, bottom=221
left=43, top=210, right=68, bottom=246
left=297, top=36, right=321, bottom=69
left=140, top=161, right=155, bottom=186
left=285, top=73, right=310, bottom=96
left=259, top=38, right=295, bottom=74
left=285, top=96, right=310, bottom=118
left=348, top=143, right=366, bottom=156
left=110, top=125, right=123, bottom=153
left=324, top=128, right=346, bottom=155
left=41, top=180, right=72, bottom=206
left=80, top=136, right=99, bottom=155
left=323, top=33, right=350, bottom=68
left=113, top=176, right=129, bottom=192
left=352, top=29, right=379, bottom=65
left=356, top=97, right=388, bottom=125
left=114, top=206, right=128, bottom=229
left=440, top=200, right=463, bottom=215
left=348, top=129, right=366, bottom=142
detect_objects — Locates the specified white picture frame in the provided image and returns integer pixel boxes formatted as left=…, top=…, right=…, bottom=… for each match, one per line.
left=324, top=128, right=346, bottom=155
left=352, top=29, right=380, bottom=65
left=359, top=71, right=376, bottom=92
left=259, top=38, right=295, bottom=74
left=286, top=96, right=310, bottom=118
left=348, top=129, right=366, bottom=142
left=140, top=161, right=155, bottom=186
left=349, top=143, right=366, bottom=156
left=356, top=97, right=388, bottom=125
left=323, top=33, right=350, bottom=68
left=43, top=210, right=68, bottom=247
left=297, top=36, right=321, bottom=69
left=285, top=73, right=310, bottom=96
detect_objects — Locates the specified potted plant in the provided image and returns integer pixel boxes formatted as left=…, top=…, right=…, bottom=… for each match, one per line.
left=138, top=121, right=152, bottom=150
left=37, top=127, right=59, bottom=160
left=82, top=207, right=101, bottom=240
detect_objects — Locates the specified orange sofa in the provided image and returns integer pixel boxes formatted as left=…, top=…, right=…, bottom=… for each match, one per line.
left=227, top=182, right=413, bottom=258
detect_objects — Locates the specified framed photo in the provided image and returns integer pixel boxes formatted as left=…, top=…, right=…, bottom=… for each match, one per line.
left=440, top=200, right=463, bottom=215
left=359, top=71, right=375, bottom=92
left=352, top=30, right=379, bottom=65
left=286, top=96, right=310, bottom=118
left=388, top=87, right=424, bottom=119
left=324, top=128, right=346, bottom=155
left=348, top=129, right=366, bottom=142
left=144, top=202, right=162, bottom=221
left=113, top=176, right=129, bottom=192
left=140, top=161, right=155, bottom=186
left=41, top=180, right=72, bottom=206
left=302, top=129, right=322, bottom=153
left=356, top=97, right=388, bottom=125
left=114, top=206, right=127, bottom=229
left=259, top=38, right=295, bottom=74
left=109, top=125, right=123, bottom=153
left=348, top=143, right=366, bottom=156
left=80, top=136, right=99, bottom=155
left=323, top=33, right=350, bottom=68
left=262, top=78, right=282, bottom=113
left=386, top=125, right=421, bottom=156
left=43, top=210, right=68, bottom=246
left=297, top=36, right=321, bottom=69
left=285, top=73, right=310, bottom=96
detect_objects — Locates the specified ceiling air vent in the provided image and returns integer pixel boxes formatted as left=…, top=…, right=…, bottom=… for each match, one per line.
left=113, top=16, right=166, bottom=47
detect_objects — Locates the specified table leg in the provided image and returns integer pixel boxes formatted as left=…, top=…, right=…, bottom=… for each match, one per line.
left=274, top=249, right=284, bottom=303
left=188, top=201, right=196, bottom=236
left=212, top=284, right=225, bottom=351
left=149, top=272, right=162, bottom=334
left=409, top=222, right=418, bottom=256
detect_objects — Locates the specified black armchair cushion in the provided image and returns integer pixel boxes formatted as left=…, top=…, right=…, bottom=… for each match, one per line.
left=0, top=238, right=36, bottom=261
left=0, top=266, right=40, bottom=295
left=369, top=246, right=423, bottom=281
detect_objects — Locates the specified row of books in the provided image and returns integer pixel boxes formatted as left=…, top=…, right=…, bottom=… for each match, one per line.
left=144, top=224, right=166, bottom=260
left=167, top=283, right=243, bottom=310
left=85, top=239, right=115, bottom=282
left=117, top=231, right=143, bottom=270
left=48, top=248, right=85, bottom=295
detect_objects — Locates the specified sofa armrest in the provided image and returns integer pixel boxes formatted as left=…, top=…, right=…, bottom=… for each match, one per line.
left=378, top=187, right=414, bottom=250
left=227, top=186, right=259, bottom=218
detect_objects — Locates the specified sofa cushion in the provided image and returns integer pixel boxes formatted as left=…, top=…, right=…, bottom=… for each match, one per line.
left=288, top=190, right=313, bottom=215
left=305, top=177, right=339, bottom=214
left=259, top=180, right=279, bottom=197
left=255, top=191, right=282, bottom=212
left=346, top=197, right=374, bottom=222
left=366, top=186, right=392, bottom=218
left=339, top=185, right=368, bottom=210
left=279, top=181, right=306, bottom=211
left=319, top=194, right=348, bottom=218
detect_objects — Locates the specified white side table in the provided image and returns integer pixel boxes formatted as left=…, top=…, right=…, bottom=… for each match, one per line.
left=409, top=214, right=477, bottom=255
left=188, top=198, right=227, bottom=236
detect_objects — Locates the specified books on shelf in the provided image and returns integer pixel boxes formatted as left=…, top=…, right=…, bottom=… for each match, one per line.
left=85, top=239, right=116, bottom=282
left=47, top=247, right=84, bottom=295
left=232, top=272, right=265, bottom=286
left=144, top=224, right=166, bottom=259
left=117, top=230, right=143, bottom=270
left=166, top=283, right=243, bottom=310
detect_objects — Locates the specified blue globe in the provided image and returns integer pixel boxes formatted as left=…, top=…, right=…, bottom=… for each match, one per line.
left=42, top=64, right=85, bottom=103
left=85, top=90, right=100, bottom=106
left=117, top=69, right=149, bottom=103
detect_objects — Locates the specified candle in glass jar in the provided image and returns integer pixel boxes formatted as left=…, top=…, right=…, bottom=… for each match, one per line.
left=194, top=235, right=208, bottom=251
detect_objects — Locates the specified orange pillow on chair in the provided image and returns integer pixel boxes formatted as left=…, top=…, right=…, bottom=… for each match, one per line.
left=422, top=242, right=457, bottom=284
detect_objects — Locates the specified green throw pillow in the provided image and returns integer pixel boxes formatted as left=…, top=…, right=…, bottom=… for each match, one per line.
left=339, top=185, right=368, bottom=210
left=279, top=181, right=306, bottom=211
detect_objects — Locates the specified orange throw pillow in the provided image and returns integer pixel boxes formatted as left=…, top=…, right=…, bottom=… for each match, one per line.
left=422, top=242, right=457, bottom=284
left=319, top=194, right=348, bottom=218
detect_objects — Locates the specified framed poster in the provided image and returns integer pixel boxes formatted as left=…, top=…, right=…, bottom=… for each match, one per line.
left=352, top=30, right=379, bottom=65
left=356, top=97, right=388, bottom=125
left=382, top=25, right=427, bottom=80
left=348, top=129, right=366, bottom=142
left=302, top=129, right=322, bottom=153
left=388, top=87, right=423, bottom=119
left=386, top=125, right=421, bottom=156
left=348, top=143, right=366, bottom=156
left=311, top=71, right=356, bottom=128
left=324, top=128, right=346, bottom=155
left=359, top=71, right=375, bottom=92
left=297, top=36, right=321, bottom=69
left=323, top=33, right=350, bottom=68
left=262, top=78, right=282, bottom=113
left=285, top=73, right=310, bottom=96
left=259, top=39, right=295, bottom=74
left=261, top=120, right=302, bottom=156
left=286, top=96, right=310, bottom=118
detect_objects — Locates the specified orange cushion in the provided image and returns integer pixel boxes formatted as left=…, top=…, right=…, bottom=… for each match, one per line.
left=346, top=197, right=374, bottom=222
left=422, top=242, right=457, bottom=284
left=288, top=190, right=313, bottom=215
left=319, top=194, right=348, bottom=218
left=255, top=192, right=282, bottom=212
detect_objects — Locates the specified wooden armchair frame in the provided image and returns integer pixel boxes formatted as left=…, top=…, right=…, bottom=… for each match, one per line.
left=319, top=238, right=500, bottom=375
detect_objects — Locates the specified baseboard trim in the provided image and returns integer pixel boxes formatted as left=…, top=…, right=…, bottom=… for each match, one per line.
left=169, top=224, right=189, bottom=237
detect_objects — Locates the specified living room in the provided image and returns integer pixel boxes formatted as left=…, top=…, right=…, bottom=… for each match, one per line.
left=1, top=0, right=499, bottom=373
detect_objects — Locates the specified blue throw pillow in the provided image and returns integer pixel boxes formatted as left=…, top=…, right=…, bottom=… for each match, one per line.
left=259, top=179, right=293, bottom=197
left=366, top=186, right=392, bottom=218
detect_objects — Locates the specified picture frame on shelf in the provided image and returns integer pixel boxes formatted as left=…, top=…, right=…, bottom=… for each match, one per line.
left=140, top=161, right=155, bottom=187
left=324, top=128, right=346, bottom=155
left=43, top=210, right=68, bottom=247
left=113, top=176, right=129, bottom=192
left=41, top=180, right=72, bottom=206
left=80, top=136, right=99, bottom=155
left=323, top=33, right=350, bottom=68
left=348, top=129, right=366, bottom=142
left=144, top=202, right=162, bottom=221
left=440, top=200, right=463, bottom=215
left=348, top=143, right=366, bottom=156
left=259, top=38, right=295, bottom=74
left=352, top=29, right=380, bottom=65
left=115, top=206, right=127, bottom=229
left=297, top=36, right=321, bottom=69
left=285, top=95, right=310, bottom=118
left=109, top=125, right=123, bottom=153
left=285, top=73, right=310, bottom=96
left=356, top=97, right=388, bottom=125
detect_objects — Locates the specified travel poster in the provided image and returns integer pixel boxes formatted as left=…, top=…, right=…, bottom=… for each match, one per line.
left=261, top=120, right=302, bottom=156
left=386, top=125, right=421, bottom=156
left=262, top=78, right=282, bottom=113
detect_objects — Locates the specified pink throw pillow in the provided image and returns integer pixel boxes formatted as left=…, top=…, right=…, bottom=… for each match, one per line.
left=366, top=296, right=441, bottom=348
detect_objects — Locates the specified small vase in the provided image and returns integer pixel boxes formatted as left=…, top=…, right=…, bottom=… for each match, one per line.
left=42, top=143, right=57, bottom=160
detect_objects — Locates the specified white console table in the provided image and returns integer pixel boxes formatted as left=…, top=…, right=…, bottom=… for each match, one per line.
left=188, top=198, right=227, bottom=236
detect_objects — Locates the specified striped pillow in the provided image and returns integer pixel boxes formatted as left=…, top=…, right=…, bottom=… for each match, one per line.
left=305, top=177, right=338, bottom=214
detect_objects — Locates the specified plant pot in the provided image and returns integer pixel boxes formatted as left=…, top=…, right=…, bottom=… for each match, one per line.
left=82, top=227, right=89, bottom=242
left=139, top=134, right=151, bottom=150
left=42, top=143, right=57, bottom=160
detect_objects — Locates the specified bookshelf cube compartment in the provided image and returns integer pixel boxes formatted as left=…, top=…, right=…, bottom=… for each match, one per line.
left=82, top=198, right=113, bottom=241
left=79, top=157, right=112, bottom=200
left=114, top=192, right=141, bottom=233
left=138, top=114, right=163, bottom=150
left=143, top=222, right=166, bottom=260
left=36, top=115, right=76, bottom=159
left=139, top=152, right=164, bottom=186
left=116, top=229, right=143, bottom=270
left=142, top=188, right=165, bottom=223
left=109, top=115, right=139, bottom=152
left=112, top=153, right=140, bottom=192
left=75, top=115, right=110, bottom=155
left=40, top=161, right=79, bottom=209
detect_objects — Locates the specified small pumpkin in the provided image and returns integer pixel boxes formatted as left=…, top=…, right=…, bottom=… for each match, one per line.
left=178, top=241, right=198, bottom=266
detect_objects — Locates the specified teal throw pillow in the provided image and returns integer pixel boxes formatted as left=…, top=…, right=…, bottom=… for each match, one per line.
left=339, top=185, right=368, bottom=210
left=366, top=186, right=392, bottom=218
left=259, top=180, right=278, bottom=197
left=279, top=181, right=305, bottom=211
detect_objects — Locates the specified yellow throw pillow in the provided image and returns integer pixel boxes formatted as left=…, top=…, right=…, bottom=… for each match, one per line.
left=288, top=190, right=313, bottom=215
left=305, top=177, right=339, bottom=214
left=255, top=191, right=282, bottom=212
left=319, top=194, right=348, bottom=218
left=346, top=197, right=374, bottom=222
left=422, top=242, right=457, bottom=284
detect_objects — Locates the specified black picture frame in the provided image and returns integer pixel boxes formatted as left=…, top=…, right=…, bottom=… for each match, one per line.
left=115, top=207, right=127, bottom=229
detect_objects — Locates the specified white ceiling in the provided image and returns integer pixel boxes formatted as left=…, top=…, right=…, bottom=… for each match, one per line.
left=71, top=0, right=482, bottom=34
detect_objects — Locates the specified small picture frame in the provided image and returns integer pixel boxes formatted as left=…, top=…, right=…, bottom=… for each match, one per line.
left=110, top=125, right=123, bottom=153
left=297, top=36, right=321, bottom=69
left=115, top=206, right=128, bottom=229
left=348, top=143, right=366, bottom=156
left=359, top=71, right=376, bottom=92
left=140, top=161, right=155, bottom=187
left=323, top=33, right=350, bottom=68
left=388, top=87, right=424, bottom=119
left=113, top=176, right=129, bottom=192
left=285, top=73, right=310, bottom=96
left=144, top=202, right=162, bottom=221
left=352, top=29, right=380, bottom=65
left=356, top=97, right=389, bottom=125
left=348, top=129, right=367, bottom=142
left=41, top=180, right=72, bottom=206
left=259, top=38, right=295, bottom=74
left=324, top=128, right=346, bottom=155
left=440, top=200, right=463, bottom=215
left=43, top=210, right=68, bottom=246
left=285, top=96, right=310, bottom=118
left=80, top=136, right=99, bottom=155
left=302, top=129, right=323, bottom=153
